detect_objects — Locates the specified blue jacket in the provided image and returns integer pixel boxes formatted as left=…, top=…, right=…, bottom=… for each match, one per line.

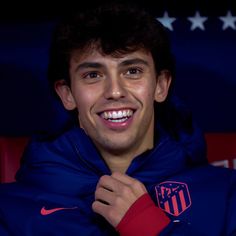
left=0, top=124, right=236, bottom=235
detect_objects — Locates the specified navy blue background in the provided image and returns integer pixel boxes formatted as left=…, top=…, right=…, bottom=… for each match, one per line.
left=0, top=1, right=236, bottom=135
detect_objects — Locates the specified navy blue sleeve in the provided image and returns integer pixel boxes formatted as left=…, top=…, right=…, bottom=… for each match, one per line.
left=159, top=220, right=206, bottom=236
left=225, top=171, right=236, bottom=235
left=0, top=222, right=10, bottom=236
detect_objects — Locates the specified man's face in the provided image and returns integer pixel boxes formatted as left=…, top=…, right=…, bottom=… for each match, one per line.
left=56, top=49, right=171, bottom=157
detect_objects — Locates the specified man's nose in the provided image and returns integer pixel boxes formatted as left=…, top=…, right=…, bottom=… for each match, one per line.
left=104, top=76, right=126, bottom=100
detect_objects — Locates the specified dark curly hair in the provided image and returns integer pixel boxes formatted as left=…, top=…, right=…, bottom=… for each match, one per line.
left=47, top=2, right=175, bottom=90
left=46, top=2, right=199, bottom=144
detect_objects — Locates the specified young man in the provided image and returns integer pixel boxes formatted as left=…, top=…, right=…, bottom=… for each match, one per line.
left=0, top=2, right=236, bottom=236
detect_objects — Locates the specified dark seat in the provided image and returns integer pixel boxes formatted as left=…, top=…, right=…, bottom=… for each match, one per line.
left=205, top=133, right=236, bottom=169
left=0, top=137, right=29, bottom=183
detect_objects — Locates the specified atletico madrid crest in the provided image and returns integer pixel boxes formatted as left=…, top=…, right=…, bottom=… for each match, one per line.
left=155, top=181, right=191, bottom=216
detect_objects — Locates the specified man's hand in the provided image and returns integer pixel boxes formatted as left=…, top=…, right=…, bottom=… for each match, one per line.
left=92, top=172, right=147, bottom=227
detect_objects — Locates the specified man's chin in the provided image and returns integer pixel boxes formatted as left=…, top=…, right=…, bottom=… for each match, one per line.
left=97, top=139, right=136, bottom=156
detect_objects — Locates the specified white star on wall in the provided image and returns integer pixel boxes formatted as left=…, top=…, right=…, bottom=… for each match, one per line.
left=187, top=11, right=208, bottom=31
left=157, top=11, right=176, bottom=31
left=219, top=11, right=236, bottom=30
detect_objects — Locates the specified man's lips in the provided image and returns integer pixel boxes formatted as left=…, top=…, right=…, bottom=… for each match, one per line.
left=99, top=109, right=134, bottom=123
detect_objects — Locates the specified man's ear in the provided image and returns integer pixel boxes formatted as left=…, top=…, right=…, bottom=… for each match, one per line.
left=54, top=80, right=77, bottom=110
left=155, top=70, right=172, bottom=102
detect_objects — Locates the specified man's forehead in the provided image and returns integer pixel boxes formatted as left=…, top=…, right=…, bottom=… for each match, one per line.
left=70, top=47, right=152, bottom=65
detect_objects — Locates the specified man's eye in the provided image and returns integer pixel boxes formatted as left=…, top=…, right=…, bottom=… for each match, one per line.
left=127, top=68, right=140, bottom=75
left=125, top=67, right=143, bottom=79
left=80, top=71, right=103, bottom=83
left=83, top=71, right=101, bottom=79
left=81, top=71, right=103, bottom=81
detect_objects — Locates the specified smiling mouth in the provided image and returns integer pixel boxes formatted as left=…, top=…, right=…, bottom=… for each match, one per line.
left=100, top=109, right=134, bottom=123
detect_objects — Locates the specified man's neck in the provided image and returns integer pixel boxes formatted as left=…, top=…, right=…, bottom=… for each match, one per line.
left=104, top=155, right=132, bottom=173
left=101, top=143, right=154, bottom=174
left=95, top=118, right=155, bottom=173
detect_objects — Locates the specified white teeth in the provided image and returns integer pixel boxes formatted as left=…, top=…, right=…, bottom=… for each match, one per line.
left=101, top=109, right=133, bottom=120
left=118, top=111, right=123, bottom=117
left=112, top=111, right=118, bottom=119
left=110, top=118, right=127, bottom=123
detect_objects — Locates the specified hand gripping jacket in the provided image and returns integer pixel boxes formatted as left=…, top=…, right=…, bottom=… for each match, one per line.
left=0, top=103, right=236, bottom=235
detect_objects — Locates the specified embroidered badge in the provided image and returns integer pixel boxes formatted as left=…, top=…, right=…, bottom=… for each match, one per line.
left=155, top=181, right=191, bottom=216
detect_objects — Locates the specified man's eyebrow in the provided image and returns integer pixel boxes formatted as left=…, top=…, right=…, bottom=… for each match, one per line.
left=75, top=58, right=149, bottom=71
left=119, top=58, right=149, bottom=67
left=76, top=62, right=103, bottom=71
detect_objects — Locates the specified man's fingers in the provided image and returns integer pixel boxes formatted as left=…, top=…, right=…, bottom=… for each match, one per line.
left=93, top=173, right=148, bottom=227
left=92, top=200, right=109, bottom=215
left=96, top=173, right=147, bottom=197
left=111, top=172, right=147, bottom=195
left=95, top=186, right=115, bottom=204
left=96, top=175, right=117, bottom=191
left=92, top=200, right=121, bottom=226
left=111, top=172, right=135, bottom=185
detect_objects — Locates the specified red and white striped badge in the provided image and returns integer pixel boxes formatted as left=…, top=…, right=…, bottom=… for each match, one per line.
left=155, top=181, right=192, bottom=216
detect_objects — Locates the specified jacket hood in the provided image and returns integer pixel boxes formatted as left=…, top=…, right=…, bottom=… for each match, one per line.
left=16, top=118, right=207, bottom=197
